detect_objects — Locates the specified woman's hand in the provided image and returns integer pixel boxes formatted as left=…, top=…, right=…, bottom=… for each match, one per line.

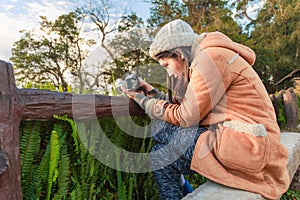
left=124, top=90, right=143, bottom=99
left=122, top=77, right=157, bottom=99
left=138, top=78, right=159, bottom=98
left=138, top=77, right=154, bottom=92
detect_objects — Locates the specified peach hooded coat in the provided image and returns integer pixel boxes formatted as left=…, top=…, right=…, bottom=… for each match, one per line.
left=145, top=31, right=290, bottom=199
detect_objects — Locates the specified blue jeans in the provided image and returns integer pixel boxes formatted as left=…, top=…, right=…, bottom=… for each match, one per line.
left=150, top=120, right=206, bottom=200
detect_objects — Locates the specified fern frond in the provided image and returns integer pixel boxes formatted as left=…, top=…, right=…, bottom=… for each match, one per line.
left=20, top=121, right=42, bottom=198
left=53, top=146, right=70, bottom=200
left=127, top=176, right=134, bottom=200
left=52, top=116, right=72, bottom=200
left=116, top=150, right=127, bottom=200
left=46, top=130, right=60, bottom=200
left=26, top=140, right=51, bottom=200
left=54, top=115, right=80, bottom=154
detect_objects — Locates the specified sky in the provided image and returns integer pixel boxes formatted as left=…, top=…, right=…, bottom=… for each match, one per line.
left=0, top=0, right=264, bottom=63
left=0, top=0, right=151, bottom=62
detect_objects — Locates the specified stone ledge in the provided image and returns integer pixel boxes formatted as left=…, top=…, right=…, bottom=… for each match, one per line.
left=183, top=132, right=300, bottom=200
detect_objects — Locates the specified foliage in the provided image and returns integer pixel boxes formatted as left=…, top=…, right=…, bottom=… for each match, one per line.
left=281, top=188, right=300, bottom=200
left=11, top=12, right=95, bottom=92
left=79, top=0, right=156, bottom=90
left=75, top=0, right=119, bottom=93
left=23, top=81, right=73, bottom=93
left=104, top=14, right=153, bottom=83
left=19, top=115, right=160, bottom=199
left=20, top=113, right=209, bottom=199
left=147, top=0, right=186, bottom=29
left=277, top=93, right=286, bottom=129
left=249, top=0, right=300, bottom=92
left=147, top=0, right=247, bottom=43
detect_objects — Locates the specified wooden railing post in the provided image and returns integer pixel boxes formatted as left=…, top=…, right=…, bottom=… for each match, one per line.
left=283, top=88, right=298, bottom=129
left=0, top=60, right=145, bottom=199
left=0, top=61, right=22, bottom=199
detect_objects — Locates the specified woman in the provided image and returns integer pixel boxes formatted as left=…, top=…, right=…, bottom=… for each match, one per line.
left=124, top=19, right=289, bottom=200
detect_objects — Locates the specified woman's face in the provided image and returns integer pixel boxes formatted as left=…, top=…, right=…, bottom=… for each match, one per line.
left=158, top=57, right=184, bottom=79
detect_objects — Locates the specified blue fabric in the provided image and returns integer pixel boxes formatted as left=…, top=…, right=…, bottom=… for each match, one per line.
left=150, top=120, right=206, bottom=200
left=182, top=180, right=194, bottom=196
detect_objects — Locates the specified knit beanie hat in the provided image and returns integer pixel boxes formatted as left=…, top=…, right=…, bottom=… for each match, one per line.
left=149, top=19, right=198, bottom=58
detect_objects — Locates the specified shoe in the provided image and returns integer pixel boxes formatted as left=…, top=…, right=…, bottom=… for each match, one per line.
left=182, top=180, right=193, bottom=196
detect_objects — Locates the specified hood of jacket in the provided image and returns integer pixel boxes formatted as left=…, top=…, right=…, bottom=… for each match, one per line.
left=192, top=31, right=256, bottom=66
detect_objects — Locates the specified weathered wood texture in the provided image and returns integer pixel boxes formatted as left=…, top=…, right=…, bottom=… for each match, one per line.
left=270, top=89, right=299, bottom=130
left=0, top=61, right=22, bottom=200
left=0, top=60, right=145, bottom=199
left=283, top=89, right=298, bottom=129
left=20, top=89, right=145, bottom=120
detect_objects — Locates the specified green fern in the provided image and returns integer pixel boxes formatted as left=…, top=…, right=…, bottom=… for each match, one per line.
left=20, top=116, right=160, bottom=199
left=46, top=130, right=60, bottom=200
left=20, top=121, right=42, bottom=198
left=53, top=123, right=70, bottom=200
left=127, top=176, right=134, bottom=200
left=54, top=115, right=80, bottom=154
left=116, top=150, right=126, bottom=200
left=26, top=139, right=51, bottom=200
left=53, top=146, right=70, bottom=200
left=69, top=120, right=93, bottom=199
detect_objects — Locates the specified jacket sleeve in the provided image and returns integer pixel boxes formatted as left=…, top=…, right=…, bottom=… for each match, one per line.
left=147, top=49, right=232, bottom=127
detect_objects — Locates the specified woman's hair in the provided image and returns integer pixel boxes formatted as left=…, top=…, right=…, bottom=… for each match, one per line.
left=154, top=47, right=192, bottom=63
left=155, top=47, right=192, bottom=104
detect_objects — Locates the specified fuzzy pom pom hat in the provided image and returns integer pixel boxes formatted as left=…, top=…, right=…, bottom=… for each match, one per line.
left=149, top=19, right=198, bottom=58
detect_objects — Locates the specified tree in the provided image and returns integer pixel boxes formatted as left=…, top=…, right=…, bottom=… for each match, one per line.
left=76, top=0, right=120, bottom=92
left=10, top=12, right=95, bottom=92
left=231, top=0, right=260, bottom=26
left=78, top=1, right=160, bottom=92
left=147, top=0, right=186, bottom=28
left=187, top=0, right=247, bottom=42
left=77, top=0, right=117, bottom=61
left=105, top=14, right=153, bottom=81
left=249, top=0, right=300, bottom=92
left=147, top=0, right=246, bottom=43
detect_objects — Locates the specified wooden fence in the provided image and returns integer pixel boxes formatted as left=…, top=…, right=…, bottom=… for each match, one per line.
left=270, top=88, right=299, bottom=130
left=0, top=60, right=145, bottom=199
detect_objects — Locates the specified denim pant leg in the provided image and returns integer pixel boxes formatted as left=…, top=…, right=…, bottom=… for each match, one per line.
left=150, top=120, right=206, bottom=200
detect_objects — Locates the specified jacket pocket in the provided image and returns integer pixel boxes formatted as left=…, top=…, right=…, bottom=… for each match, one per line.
left=215, top=121, right=270, bottom=172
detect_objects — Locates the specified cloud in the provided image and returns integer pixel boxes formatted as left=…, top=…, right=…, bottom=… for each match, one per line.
left=0, top=11, right=38, bottom=61
left=25, top=0, right=73, bottom=20
left=0, top=0, right=74, bottom=62
left=2, top=4, right=15, bottom=10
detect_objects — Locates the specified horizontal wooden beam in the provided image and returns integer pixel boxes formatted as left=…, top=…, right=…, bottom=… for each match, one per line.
left=20, top=89, right=146, bottom=120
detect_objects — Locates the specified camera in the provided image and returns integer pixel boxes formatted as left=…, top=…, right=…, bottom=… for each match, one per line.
left=125, top=74, right=141, bottom=91
left=117, top=74, right=144, bottom=92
